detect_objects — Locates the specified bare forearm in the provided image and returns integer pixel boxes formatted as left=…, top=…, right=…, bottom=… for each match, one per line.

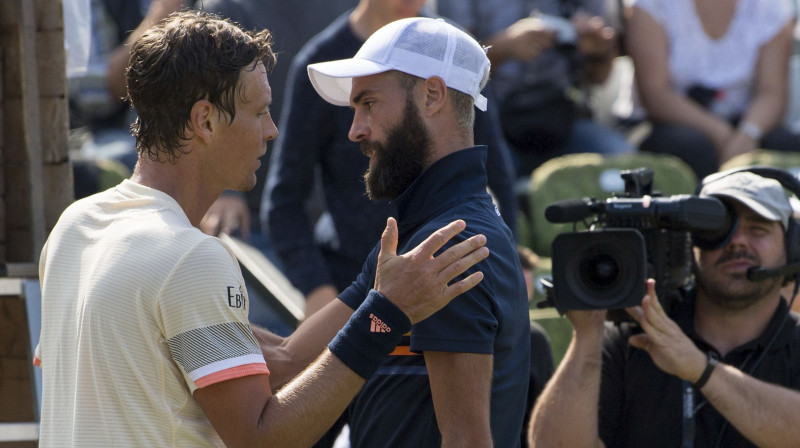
left=254, top=300, right=354, bottom=389
left=256, top=351, right=363, bottom=448
left=530, top=332, right=605, bottom=447
left=702, top=363, right=800, bottom=447
left=304, top=285, right=338, bottom=318
left=641, top=86, right=730, bottom=135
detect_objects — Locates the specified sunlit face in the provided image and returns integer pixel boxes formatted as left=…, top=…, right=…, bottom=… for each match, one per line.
left=348, top=72, right=432, bottom=200
left=214, top=61, right=278, bottom=192
left=694, top=201, right=786, bottom=310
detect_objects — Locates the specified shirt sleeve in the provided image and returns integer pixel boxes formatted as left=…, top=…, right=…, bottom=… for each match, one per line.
left=157, top=238, right=268, bottom=392
left=754, top=0, right=794, bottom=46
left=408, top=229, right=497, bottom=354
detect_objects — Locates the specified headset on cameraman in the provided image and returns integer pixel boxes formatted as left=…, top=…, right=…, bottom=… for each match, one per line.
left=694, top=166, right=800, bottom=285
left=686, top=166, right=800, bottom=448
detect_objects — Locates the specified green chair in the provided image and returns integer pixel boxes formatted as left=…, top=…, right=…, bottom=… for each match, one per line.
left=720, top=149, right=800, bottom=175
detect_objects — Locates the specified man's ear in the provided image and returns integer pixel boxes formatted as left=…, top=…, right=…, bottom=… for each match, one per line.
left=189, top=99, right=215, bottom=143
left=422, top=76, right=447, bottom=116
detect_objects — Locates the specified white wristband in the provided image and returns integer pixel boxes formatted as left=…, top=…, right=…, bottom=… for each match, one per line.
left=739, top=121, right=763, bottom=141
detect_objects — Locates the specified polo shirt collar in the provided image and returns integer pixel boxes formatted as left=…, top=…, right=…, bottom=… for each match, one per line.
left=394, top=146, right=488, bottom=229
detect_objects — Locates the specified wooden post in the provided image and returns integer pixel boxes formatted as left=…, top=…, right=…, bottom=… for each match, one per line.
left=0, top=0, right=71, bottom=444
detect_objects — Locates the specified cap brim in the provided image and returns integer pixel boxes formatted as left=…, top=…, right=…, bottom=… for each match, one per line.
left=307, top=58, right=392, bottom=107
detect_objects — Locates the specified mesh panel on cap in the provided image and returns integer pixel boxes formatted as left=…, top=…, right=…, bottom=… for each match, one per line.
left=453, top=37, right=484, bottom=74
left=394, top=23, right=448, bottom=61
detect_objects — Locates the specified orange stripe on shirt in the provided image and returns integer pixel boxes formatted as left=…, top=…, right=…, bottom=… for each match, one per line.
left=389, top=345, right=416, bottom=356
left=195, top=362, right=270, bottom=388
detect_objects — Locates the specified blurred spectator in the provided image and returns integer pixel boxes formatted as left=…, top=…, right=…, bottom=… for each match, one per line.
left=262, top=0, right=518, bottom=319
left=196, top=0, right=358, bottom=247
left=194, top=0, right=358, bottom=341
left=618, top=0, right=799, bottom=179
left=70, top=0, right=185, bottom=172
left=434, top=0, right=636, bottom=180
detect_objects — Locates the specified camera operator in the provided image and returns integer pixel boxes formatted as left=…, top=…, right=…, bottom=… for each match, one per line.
left=529, top=171, right=800, bottom=448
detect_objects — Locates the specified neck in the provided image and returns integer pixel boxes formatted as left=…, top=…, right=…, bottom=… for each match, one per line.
left=130, top=154, right=223, bottom=227
left=693, top=291, right=781, bottom=356
left=424, top=123, right=474, bottom=170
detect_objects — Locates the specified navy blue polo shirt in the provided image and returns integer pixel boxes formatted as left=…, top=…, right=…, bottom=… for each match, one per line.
left=339, top=146, right=531, bottom=448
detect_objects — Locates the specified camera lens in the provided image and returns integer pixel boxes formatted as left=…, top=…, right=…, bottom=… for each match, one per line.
left=580, top=253, right=620, bottom=290
left=551, top=229, right=647, bottom=311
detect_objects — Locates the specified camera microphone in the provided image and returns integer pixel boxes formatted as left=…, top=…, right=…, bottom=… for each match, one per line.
left=544, top=198, right=599, bottom=223
left=746, top=263, right=800, bottom=282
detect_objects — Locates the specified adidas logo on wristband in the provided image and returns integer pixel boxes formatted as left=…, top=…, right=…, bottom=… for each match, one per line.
left=369, top=314, right=392, bottom=333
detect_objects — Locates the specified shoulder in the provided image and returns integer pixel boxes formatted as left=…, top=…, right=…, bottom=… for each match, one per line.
left=631, top=0, right=675, bottom=24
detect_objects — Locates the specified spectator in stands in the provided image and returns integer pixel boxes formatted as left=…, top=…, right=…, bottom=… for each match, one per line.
left=196, top=0, right=357, bottom=246
left=434, top=0, right=636, bottom=180
left=70, top=0, right=185, bottom=172
left=619, top=0, right=799, bottom=179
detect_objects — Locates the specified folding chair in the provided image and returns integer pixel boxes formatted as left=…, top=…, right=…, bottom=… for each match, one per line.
left=720, top=149, right=800, bottom=176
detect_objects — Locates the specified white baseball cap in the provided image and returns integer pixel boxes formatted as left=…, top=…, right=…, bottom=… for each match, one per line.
left=307, top=17, right=490, bottom=111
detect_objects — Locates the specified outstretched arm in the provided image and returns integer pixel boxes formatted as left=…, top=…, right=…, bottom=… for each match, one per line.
left=626, top=280, right=800, bottom=448
left=259, top=218, right=489, bottom=388
left=194, top=217, right=488, bottom=448
left=529, top=308, right=607, bottom=448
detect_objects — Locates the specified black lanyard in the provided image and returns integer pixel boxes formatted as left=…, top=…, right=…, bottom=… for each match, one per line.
left=680, top=300, right=793, bottom=448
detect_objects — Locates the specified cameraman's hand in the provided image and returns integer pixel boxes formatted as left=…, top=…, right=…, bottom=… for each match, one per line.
left=565, top=309, right=606, bottom=342
left=626, top=279, right=707, bottom=383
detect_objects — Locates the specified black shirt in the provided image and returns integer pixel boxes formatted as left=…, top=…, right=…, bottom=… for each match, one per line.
left=599, top=293, right=800, bottom=448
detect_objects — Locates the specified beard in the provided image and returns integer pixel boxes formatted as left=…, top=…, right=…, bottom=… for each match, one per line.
left=360, top=97, right=432, bottom=201
left=694, top=249, right=784, bottom=311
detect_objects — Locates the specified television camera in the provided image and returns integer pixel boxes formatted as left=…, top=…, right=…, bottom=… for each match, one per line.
left=539, top=168, right=731, bottom=322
